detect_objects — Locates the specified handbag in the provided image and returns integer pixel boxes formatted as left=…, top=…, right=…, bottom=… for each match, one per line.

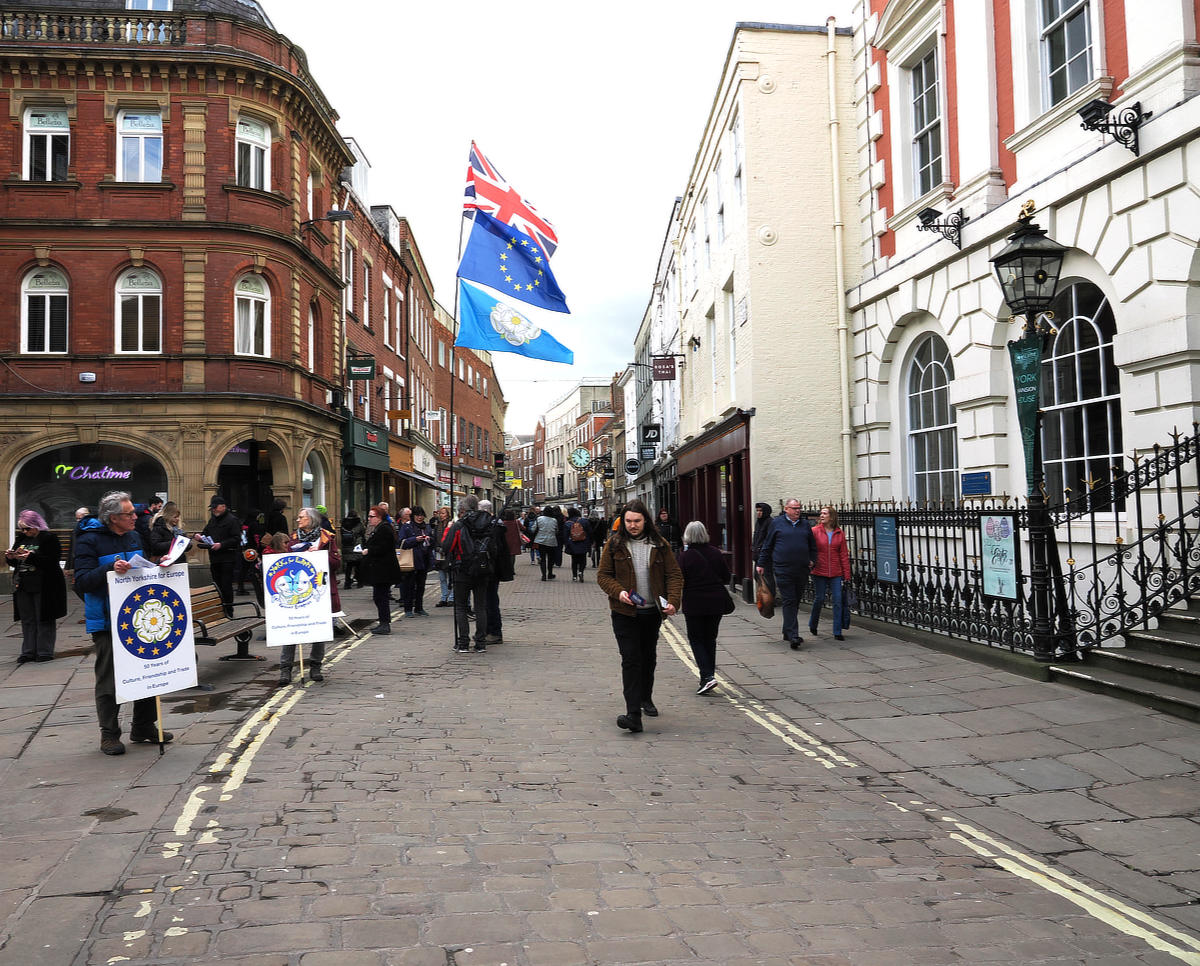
left=755, top=574, right=775, bottom=619
left=722, top=588, right=736, bottom=615
left=396, top=547, right=415, bottom=572
left=843, top=585, right=857, bottom=630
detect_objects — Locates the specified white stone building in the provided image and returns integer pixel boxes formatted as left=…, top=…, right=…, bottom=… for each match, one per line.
left=848, top=0, right=1200, bottom=508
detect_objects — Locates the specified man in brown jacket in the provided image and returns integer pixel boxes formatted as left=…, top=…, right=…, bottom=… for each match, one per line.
left=596, top=498, right=683, bottom=733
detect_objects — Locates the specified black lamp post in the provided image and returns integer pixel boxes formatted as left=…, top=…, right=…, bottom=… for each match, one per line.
left=990, top=202, right=1067, bottom=662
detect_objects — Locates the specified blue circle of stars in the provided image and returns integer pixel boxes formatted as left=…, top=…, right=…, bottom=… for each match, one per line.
left=118, top=583, right=187, bottom=661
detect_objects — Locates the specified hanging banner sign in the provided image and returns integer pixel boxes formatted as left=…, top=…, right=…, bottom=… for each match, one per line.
left=1008, top=335, right=1041, bottom=498
left=347, top=358, right=376, bottom=381
left=263, top=550, right=333, bottom=646
left=652, top=356, right=676, bottom=381
left=109, top=564, right=198, bottom=703
left=980, top=512, right=1020, bottom=601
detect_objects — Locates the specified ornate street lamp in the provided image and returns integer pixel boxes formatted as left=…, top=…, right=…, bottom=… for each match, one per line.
left=990, top=201, right=1067, bottom=662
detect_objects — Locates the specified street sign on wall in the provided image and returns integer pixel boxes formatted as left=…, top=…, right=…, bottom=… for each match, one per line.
left=624, top=458, right=641, bottom=475
left=652, top=357, right=676, bottom=381
left=641, top=424, right=661, bottom=444
left=639, top=445, right=656, bottom=462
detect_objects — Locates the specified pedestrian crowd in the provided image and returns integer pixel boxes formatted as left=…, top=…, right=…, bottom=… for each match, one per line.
left=8, top=489, right=851, bottom=752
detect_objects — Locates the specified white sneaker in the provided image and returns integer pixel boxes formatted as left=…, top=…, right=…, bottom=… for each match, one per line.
left=697, top=677, right=718, bottom=695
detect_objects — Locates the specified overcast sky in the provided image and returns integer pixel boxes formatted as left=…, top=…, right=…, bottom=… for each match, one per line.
left=267, top=0, right=856, bottom=435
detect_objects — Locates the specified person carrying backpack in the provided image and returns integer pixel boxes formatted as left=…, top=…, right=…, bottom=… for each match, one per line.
left=566, top=507, right=592, bottom=581
left=441, top=495, right=498, bottom=653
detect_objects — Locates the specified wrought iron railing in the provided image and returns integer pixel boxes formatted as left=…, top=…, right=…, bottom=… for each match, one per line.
left=806, top=424, right=1200, bottom=656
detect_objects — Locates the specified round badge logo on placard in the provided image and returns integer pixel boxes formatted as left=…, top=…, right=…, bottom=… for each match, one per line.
left=265, top=554, right=323, bottom=609
left=116, top=583, right=188, bottom=659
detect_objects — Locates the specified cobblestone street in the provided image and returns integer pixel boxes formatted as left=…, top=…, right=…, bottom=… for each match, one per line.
left=2, top=563, right=1199, bottom=965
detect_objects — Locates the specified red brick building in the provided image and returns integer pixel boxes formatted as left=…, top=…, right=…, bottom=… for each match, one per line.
left=0, top=0, right=355, bottom=531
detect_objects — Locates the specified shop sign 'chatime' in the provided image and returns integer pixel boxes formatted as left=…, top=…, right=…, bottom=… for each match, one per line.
left=55, top=464, right=132, bottom=481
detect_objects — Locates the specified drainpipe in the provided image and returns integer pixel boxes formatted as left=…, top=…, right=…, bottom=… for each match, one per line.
left=827, top=16, right=854, bottom=505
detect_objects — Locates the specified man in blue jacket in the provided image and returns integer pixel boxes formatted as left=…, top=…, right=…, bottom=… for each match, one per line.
left=74, top=490, right=173, bottom=756
left=756, top=499, right=817, bottom=650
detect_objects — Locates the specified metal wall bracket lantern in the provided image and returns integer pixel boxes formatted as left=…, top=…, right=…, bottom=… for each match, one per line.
left=916, top=206, right=968, bottom=249
left=1077, top=98, right=1151, bottom=156
left=687, top=335, right=701, bottom=351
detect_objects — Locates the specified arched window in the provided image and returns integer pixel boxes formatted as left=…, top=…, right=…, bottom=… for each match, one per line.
left=116, top=268, right=162, bottom=353
left=22, top=267, right=68, bottom=353
left=1041, top=281, right=1123, bottom=504
left=907, top=333, right=958, bottom=503
left=302, top=453, right=326, bottom=507
left=235, top=115, right=270, bottom=190
left=234, top=274, right=270, bottom=357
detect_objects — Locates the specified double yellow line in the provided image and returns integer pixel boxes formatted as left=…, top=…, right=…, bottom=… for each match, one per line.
left=661, top=619, right=1200, bottom=964
left=161, top=631, right=370, bottom=859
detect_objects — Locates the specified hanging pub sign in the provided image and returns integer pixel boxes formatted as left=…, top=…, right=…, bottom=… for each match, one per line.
left=652, top=356, right=676, bottom=381
left=980, top=512, right=1020, bottom=601
left=347, top=358, right=376, bottom=381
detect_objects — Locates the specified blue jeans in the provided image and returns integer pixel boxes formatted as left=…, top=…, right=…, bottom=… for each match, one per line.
left=810, top=575, right=844, bottom=634
left=438, top=568, right=454, bottom=603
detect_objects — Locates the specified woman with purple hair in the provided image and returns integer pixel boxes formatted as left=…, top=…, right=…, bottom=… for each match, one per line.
left=5, top=510, right=68, bottom=663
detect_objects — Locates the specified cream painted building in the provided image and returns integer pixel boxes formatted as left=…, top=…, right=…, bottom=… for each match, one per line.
left=848, top=0, right=1200, bottom=506
left=654, top=21, right=858, bottom=580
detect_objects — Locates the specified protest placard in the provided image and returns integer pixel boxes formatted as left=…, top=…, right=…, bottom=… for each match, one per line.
left=263, top=549, right=333, bottom=646
left=108, top=565, right=197, bottom=703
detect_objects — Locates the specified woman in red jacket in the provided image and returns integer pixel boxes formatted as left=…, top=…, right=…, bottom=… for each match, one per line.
left=809, top=505, right=851, bottom=641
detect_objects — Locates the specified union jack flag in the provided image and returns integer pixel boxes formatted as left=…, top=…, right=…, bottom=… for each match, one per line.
left=464, top=141, right=559, bottom=258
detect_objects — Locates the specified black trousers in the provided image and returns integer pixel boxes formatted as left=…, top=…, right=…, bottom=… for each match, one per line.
left=400, top=569, right=429, bottom=613
left=611, top=610, right=662, bottom=716
left=92, top=631, right=157, bottom=740
left=454, top=574, right=490, bottom=646
left=209, top=559, right=236, bottom=617
left=539, top=549, right=556, bottom=578
left=684, top=613, right=722, bottom=682
left=570, top=552, right=588, bottom=577
left=372, top=582, right=393, bottom=626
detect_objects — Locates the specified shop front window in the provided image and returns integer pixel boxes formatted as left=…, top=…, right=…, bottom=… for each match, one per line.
left=14, top=443, right=167, bottom=530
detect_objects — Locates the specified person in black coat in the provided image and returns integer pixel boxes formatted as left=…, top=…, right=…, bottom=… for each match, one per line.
left=359, top=505, right=402, bottom=634
left=397, top=506, right=435, bottom=617
left=6, top=509, right=68, bottom=662
left=677, top=520, right=732, bottom=694
left=565, top=507, right=592, bottom=581
left=195, top=494, right=242, bottom=617
left=656, top=508, right=682, bottom=553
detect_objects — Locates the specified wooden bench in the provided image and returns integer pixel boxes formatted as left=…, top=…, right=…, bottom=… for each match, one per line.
left=190, top=585, right=266, bottom=661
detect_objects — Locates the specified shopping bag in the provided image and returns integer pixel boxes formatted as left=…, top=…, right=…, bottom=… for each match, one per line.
left=755, top=574, right=775, bottom=619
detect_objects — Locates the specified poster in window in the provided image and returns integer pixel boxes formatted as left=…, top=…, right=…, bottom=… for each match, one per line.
left=981, top=512, right=1020, bottom=601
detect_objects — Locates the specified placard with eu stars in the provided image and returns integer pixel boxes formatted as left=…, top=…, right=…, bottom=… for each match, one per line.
left=108, top=565, right=197, bottom=703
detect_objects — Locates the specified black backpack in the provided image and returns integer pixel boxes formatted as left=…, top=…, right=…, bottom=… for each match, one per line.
left=453, top=521, right=495, bottom=579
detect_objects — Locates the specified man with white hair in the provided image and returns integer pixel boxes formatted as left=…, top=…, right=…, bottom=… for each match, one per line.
left=441, top=496, right=498, bottom=652
left=73, top=490, right=172, bottom=755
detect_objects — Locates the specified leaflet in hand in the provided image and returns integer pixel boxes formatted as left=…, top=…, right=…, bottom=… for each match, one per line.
left=126, top=554, right=159, bottom=570
left=197, top=534, right=215, bottom=548
left=158, top=535, right=190, bottom=567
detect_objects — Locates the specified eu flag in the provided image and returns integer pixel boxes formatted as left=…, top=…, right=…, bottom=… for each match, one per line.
left=457, top=210, right=569, bottom=314
left=456, top=280, right=574, bottom=365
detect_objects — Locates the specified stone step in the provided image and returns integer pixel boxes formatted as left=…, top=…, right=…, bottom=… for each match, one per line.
left=1047, top=664, right=1200, bottom=723
left=1086, top=646, right=1200, bottom=690
left=1124, top=625, right=1200, bottom=661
